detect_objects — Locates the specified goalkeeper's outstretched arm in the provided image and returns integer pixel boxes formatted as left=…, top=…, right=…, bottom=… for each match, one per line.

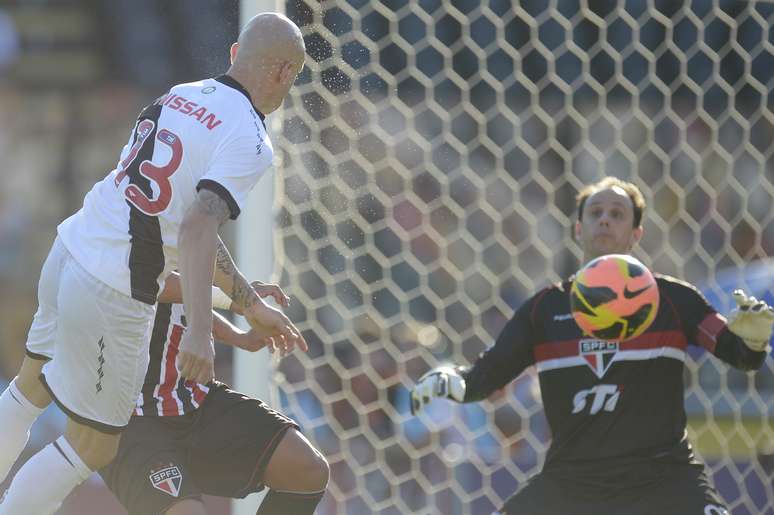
left=410, top=290, right=543, bottom=414
left=666, top=280, right=769, bottom=372
left=714, top=289, right=772, bottom=371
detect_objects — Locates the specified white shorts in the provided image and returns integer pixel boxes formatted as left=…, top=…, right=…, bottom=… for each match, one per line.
left=26, top=238, right=156, bottom=432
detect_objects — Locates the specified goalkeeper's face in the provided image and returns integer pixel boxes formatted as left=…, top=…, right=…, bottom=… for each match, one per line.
left=575, top=187, right=643, bottom=260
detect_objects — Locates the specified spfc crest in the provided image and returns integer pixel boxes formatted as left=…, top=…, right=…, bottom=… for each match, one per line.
left=149, top=464, right=183, bottom=497
left=579, top=339, right=618, bottom=378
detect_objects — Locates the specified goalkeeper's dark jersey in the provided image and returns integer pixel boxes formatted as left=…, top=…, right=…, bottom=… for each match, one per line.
left=460, top=274, right=766, bottom=483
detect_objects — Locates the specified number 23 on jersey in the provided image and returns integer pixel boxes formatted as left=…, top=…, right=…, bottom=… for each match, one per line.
left=114, top=119, right=183, bottom=216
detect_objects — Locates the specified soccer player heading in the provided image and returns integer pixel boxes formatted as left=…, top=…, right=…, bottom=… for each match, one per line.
left=410, top=177, right=772, bottom=515
left=177, top=10, right=306, bottom=389
left=0, top=11, right=308, bottom=515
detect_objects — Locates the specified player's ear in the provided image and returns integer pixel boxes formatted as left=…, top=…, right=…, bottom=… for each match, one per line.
left=229, top=42, right=239, bottom=65
left=631, top=225, right=643, bottom=246
left=574, top=220, right=582, bottom=241
left=277, top=61, right=298, bottom=85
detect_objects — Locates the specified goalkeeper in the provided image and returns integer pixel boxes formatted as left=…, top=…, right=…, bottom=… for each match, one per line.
left=410, top=177, right=771, bottom=515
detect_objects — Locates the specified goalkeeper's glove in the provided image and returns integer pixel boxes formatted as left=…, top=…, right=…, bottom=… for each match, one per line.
left=410, top=366, right=466, bottom=415
left=727, top=289, right=774, bottom=352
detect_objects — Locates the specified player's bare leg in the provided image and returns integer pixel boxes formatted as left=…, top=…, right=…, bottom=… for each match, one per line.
left=0, top=357, right=50, bottom=483
left=257, top=429, right=329, bottom=514
left=63, top=417, right=122, bottom=471
left=162, top=498, right=207, bottom=515
left=0, top=416, right=119, bottom=514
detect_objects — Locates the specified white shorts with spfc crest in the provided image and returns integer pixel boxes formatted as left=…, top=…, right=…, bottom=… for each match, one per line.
left=26, top=238, right=156, bottom=432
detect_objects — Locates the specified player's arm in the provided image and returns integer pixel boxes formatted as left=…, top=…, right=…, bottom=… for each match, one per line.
left=157, top=271, right=182, bottom=304
left=212, top=309, right=272, bottom=353
left=213, top=240, right=290, bottom=311
left=212, top=309, right=249, bottom=348
left=160, top=266, right=297, bottom=356
left=411, top=291, right=541, bottom=414
left=215, top=292, right=297, bottom=356
left=177, top=117, right=306, bottom=368
left=213, top=236, right=257, bottom=310
left=177, top=189, right=230, bottom=384
left=722, top=290, right=772, bottom=367
left=212, top=239, right=305, bottom=353
left=158, top=271, right=287, bottom=313
left=213, top=309, right=295, bottom=355
left=669, top=281, right=769, bottom=371
left=458, top=293, right=540, bottom=401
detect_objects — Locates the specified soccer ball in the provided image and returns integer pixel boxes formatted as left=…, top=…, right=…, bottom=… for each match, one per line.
left=570, top=254, right=659, bottom=342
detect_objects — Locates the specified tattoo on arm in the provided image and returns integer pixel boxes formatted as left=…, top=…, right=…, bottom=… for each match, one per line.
left=196, top=189, right=231, bottom=225
left=232, top=277, right=258, bottom=310
left=215, top=238, right=258, bottom=310
left=215, top=239, right=236, bottom=277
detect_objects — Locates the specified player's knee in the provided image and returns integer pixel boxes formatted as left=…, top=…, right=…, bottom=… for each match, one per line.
left=290, top=449, right=328, bottom=492
left=264, top=429, right=329, bottom=492
left=303, top=447, right=329, bottom=492
left=283, top=431, right=328, bottom=492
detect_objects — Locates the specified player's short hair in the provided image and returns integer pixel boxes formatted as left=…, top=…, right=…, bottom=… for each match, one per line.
left=576, top=177, right=646, bottom=228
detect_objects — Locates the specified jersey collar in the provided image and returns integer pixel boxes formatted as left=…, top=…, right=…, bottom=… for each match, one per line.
left=214, top=74, right=266, bottom=122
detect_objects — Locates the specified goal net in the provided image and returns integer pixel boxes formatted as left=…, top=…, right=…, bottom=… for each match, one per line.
left=269, top=1, right=774, bottom=513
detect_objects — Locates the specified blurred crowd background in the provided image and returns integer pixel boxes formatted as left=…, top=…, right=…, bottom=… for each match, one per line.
left=0, top=1, right=772, bottom=514
left=0, top=0, right=240, bottom=378
left=0, top=1, right=240, bottom=512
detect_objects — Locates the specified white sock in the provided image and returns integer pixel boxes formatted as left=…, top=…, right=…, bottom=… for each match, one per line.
left=0, top=436, right=91, bottom=515
left=0, top=378, right=45, bottom=483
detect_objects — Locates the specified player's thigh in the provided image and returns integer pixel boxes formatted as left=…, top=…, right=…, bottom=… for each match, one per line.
left=162, top=498, right=207, bottom=515
left=188, top=383, right=298, bottom=498
left=41, top=253, right=155, bottom=432
left=629, top=464, right=728, bottom=515
left=100, top=416, right=202, bottom=515
left=64, top=416, right=122, bottom=470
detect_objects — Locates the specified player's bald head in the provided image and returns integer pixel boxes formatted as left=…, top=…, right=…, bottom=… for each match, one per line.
left=232, top=12, right=305, bottom=71
left=226, top=13, right=306, bottom=114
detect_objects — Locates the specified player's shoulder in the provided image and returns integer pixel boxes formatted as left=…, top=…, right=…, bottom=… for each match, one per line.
left=655, top=273, right=706, bottom=303
left=169, top=78, right=242, bottom=104
left=655, top=273, right=699, bottom=292
left=164, top=78, right=257, bottom=132
left=524, top=281, right=567, bottom=314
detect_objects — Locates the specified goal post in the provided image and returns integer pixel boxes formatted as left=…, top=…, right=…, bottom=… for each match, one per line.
left=233, top=4, right=279, bottom=515
left=260, top=1, right=773, bottom=514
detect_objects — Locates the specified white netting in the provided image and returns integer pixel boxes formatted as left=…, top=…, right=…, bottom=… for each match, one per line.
left=270, top=1, right=774, bottom=513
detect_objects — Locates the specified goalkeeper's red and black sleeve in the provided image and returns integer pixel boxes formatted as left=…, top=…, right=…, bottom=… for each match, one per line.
left=713, top=330, right=767, bottom=371
left=661, top=277, right=767, bottom=371
left=459, top=289, right=546, bottom=402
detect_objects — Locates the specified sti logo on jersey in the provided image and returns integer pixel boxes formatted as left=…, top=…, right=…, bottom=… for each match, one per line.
left=579, top=339, right=618, bottom=378
left=149, top=464, right=183, bottom=497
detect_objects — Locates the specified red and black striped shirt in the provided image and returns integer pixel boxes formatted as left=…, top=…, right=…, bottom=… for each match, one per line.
left=134, top=303, right=209, bottom=416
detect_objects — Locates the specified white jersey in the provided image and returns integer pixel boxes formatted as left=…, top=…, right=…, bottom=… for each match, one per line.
left=58, top=75, right=273, bottom=304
